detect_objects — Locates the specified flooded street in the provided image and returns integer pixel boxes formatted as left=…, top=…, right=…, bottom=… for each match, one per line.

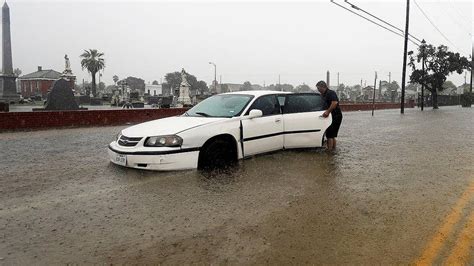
left=0, top=106, right=473, bottom=264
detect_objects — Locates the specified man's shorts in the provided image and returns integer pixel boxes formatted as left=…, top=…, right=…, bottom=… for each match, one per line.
left=326, top=115, right=342, bottom=138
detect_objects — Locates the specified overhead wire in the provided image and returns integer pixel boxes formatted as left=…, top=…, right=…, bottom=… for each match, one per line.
left=344, top=0, right=424, bottom=43
left=449, top=0, right=471, bottom=23
left=412, top=0, right=460, bottom=51
left=330, top=0, right=421, bottom=46
left=444, top=0, right=472, bottom=36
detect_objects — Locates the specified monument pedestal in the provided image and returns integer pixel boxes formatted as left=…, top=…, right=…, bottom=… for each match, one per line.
left=0, top=74, right=19, bottom=102
left=177, top=84, right=192, bottom=106
left=42, top=79, right=81, bottom=110
left=176, top=68, right=193, bottom=106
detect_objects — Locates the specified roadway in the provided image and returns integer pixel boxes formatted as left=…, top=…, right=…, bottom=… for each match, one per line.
left=0, top=106, right=472, bottom=264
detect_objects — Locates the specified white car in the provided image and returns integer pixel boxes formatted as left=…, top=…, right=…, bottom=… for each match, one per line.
left=108, top=90, right=332, bottom=171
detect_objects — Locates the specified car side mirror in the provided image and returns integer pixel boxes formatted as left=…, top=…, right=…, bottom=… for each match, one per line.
left=248, top=109, right=263, bottom=119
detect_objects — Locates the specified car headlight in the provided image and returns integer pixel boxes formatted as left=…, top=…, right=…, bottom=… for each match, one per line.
left=144, top=135, right=183, bottom=147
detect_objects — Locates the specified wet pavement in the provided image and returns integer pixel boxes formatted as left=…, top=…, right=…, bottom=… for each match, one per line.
left=0, top=106, right=473, bottom=264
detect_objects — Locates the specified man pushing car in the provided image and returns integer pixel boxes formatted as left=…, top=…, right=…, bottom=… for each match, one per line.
left=316, top=81, right=343, bottom=151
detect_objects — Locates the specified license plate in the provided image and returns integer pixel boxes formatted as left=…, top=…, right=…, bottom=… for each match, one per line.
left=114, top=153, right=127, bottom=166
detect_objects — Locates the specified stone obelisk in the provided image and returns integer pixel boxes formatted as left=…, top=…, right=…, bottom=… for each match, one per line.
left=0, top=1, right=19, bottom=102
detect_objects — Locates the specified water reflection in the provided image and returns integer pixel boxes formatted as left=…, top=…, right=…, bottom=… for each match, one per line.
left=196, top=164, right=242, bottom=192
left=192, top=148, right=342, bottom=193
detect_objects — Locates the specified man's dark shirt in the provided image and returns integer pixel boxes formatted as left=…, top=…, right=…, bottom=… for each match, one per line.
left=322, top=89, right=342, bottom=118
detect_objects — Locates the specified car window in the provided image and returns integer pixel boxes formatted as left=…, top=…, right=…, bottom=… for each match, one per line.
left=186, top=94, right=254, bottom=118
left=284, top=94, right=324, bottom=114
left=277, top=96, right=286, bottom=111
left=246, top=95, right=281, bottom=116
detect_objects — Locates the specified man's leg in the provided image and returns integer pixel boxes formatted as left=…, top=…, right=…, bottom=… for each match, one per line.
left=327, top=138, right=335, bottom=150
left=333, top=138, right=337, bottom=149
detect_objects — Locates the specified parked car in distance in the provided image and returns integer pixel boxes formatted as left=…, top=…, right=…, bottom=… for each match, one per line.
left=108, top=90, right=332, bottom=171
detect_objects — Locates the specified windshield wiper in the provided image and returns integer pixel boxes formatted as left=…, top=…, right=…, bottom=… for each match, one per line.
left=195, top=112, right=212, bottom=117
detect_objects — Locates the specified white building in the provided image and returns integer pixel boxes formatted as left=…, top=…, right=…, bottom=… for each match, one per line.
left=146, top=84, right=162, bottom=96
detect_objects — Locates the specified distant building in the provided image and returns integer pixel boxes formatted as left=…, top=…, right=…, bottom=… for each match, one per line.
left=145, top=84, right=162, bottom=96
left=440, top=86, right=460, bottom=96
left=18, top=66, right=63, bottom=98
left=362, top=86, right=374, bottom=101
left=216, top=83, right=239, bottom=93
left=405, top=89, right=417, bottom=100
left=216, top=83, right=264, bottom=93
left=250, top=84, right=264, bottom=90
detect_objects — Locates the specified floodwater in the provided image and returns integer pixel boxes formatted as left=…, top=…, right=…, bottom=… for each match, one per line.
left=0, top=106, right=473, bottom=264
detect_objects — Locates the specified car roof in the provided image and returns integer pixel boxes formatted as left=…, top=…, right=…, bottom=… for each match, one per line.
left=222, top=90, right=293, bottom=97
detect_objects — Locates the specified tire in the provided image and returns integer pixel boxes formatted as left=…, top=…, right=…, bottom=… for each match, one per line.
left=198, top=138, right=236, bottom=170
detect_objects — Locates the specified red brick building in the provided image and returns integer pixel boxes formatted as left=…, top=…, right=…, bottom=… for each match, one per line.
left=19, top=66, right=64, bottom=98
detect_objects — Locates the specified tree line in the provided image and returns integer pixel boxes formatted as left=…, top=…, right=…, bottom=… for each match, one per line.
left=78, top=44, right=471, bottom=108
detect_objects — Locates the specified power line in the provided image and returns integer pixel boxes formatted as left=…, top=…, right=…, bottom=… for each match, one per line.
left=345, top=0, right=423, bottom=43
left=330, top=0, right=420, bottom=46
left=413, top=0, right=460, bottom=50
left=449, top=0, right=471, bottom=22
left=443, top=0, right=472, bottom=36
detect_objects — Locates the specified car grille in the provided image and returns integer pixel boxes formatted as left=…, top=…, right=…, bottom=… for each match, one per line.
left=118, top=135, right=142, bottom=147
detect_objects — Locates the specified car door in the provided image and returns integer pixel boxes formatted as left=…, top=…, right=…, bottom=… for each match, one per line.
left=281, top=93, right=331, bottom=148
left=241, top=95, right=284, bottom=156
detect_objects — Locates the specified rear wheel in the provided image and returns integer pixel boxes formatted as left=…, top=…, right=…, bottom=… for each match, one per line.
left=198, top=138, right=237, bottom=170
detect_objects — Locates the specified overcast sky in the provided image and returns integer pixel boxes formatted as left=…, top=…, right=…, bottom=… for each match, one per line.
left=6, top=0, right=473, bottom=88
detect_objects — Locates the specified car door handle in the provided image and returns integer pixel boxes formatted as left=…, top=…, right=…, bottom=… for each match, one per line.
left=275, top=118, right=281, bottom=123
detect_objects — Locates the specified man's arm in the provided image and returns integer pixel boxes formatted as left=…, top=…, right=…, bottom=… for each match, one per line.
left=323, top=101, right=338, bottom=117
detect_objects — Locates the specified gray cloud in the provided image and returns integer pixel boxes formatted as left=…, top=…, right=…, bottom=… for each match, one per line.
left=8, top=0, right=472, bottom=87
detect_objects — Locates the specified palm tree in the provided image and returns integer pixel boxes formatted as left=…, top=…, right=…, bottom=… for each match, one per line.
left=80, top=49, right=105, bottom=97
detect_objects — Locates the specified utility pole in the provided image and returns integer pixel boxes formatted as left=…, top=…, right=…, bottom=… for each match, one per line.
left=372, top=71, right=377, bottom=116
left=209, top=62, right=217, bottom=93
left=389, top=72, right=391, bottom=83
left=421, top=39, right=426, bottom=111
left=337, top=72, right=340, bottom=86
left=220, top=75, right=222, bottom=85
left=471, top=64, right=473, bottom=93
left=327, top=71, right=330, bottom=87
left=400, top=0, right=410, bottom=114
left=279, top=74, right=281, bottom=91
left=470, top=41, right=473, bottom=94
left=379, top=80, right=382, bottom=100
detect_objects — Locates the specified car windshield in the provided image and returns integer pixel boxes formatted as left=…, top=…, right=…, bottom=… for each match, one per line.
left=185, top=94, right=254, bottom=118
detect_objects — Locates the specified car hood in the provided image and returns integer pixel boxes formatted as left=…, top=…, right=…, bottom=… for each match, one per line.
left=121, top=116, right=226, bottom=137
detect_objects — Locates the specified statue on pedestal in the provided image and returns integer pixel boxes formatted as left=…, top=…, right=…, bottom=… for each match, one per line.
left=180, top=68, right=190, bottom=87
left=62, top=54, right=73, bottom=76
left=61, top=54, right=76, bottom=84
left=65, top=54, right=71, bottom=71
left=177, top=68, right=192, bottom=106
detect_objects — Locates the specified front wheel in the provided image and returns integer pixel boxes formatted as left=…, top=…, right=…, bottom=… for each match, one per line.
left=198, top=138, right=236, bottom=170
